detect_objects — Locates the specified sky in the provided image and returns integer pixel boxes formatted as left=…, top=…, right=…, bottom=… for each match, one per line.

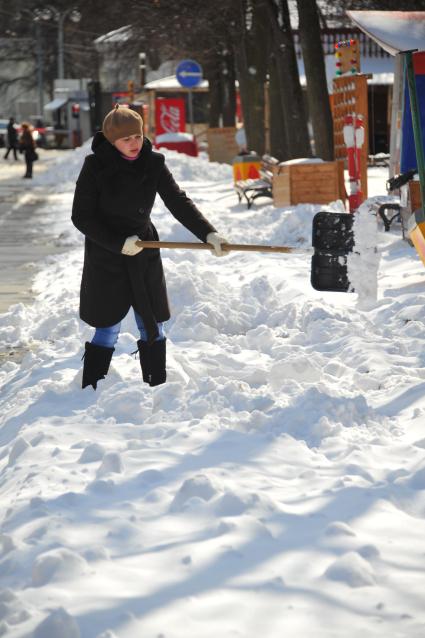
left=1, top=143, right=425, bottom=638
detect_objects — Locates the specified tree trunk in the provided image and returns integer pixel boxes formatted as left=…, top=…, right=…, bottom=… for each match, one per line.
left=297, top=0, right=334, bottom=159
left=269, top=56, right=289, bottom=161
left=233, top=0, right=268, bottom=155
left=265, top=0, right=311, bottom=159
left=222, top=47, right=237, bottom=127
left=204, top=56, right=223, bottom=128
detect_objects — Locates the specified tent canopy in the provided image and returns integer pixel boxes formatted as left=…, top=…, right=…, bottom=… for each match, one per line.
left=347, top=10, right=425, bottom=56
left=44, top=98, right=67, bottom=111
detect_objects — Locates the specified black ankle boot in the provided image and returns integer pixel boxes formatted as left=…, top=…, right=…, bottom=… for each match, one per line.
left=137, top=338, right=166, bottom=387
left=82, top=342, right=114, bottom=390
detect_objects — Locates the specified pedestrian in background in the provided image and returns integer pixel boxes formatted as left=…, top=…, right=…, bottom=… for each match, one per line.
left=72, top=105, right=228, bottom=390
left=3, top=117, right=18, bottom=160
left=19, top=122, right=38, bottom=179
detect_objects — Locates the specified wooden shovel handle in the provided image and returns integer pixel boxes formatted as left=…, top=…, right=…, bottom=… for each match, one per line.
left=135, top=240, right=312, bottom=254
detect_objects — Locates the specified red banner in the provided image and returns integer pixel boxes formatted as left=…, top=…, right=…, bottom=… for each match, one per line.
left=155, top=98, right=186, bottom=136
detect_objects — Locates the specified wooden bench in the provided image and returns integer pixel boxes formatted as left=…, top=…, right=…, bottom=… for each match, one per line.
left=272, top=159, right=346, bottom=207
left=235, top=156, right=346, bottom=209
left=235, top=178, right=273, bottom=209
left=234, top=155, right=279, bottom=209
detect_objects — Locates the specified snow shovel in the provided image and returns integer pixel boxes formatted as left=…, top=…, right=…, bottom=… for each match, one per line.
left=135, top=211, right=355, bottom=293
left=135, top=240, right=312, bottom=255
left=310, top=211, right=354, bottom=292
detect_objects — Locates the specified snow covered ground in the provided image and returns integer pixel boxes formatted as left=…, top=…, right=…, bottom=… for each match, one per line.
left=1, top=143, right=425, bottom=638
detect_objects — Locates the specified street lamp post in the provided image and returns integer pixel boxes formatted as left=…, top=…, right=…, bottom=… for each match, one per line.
left=35, top=21, right=44, bottom=116
left=139, top=52, right=146, bottom=88
left=57, top=9, right=81, bottom=78
left=57, top=11, right=66, bottom=79
left=15, top=8, right=48, bottom=116
left=40, top=6, right=81, bottom=79
left=56, top=8, right=81, bottom=78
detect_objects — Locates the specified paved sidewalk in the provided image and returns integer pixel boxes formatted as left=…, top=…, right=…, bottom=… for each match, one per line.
left=0, top=148, right=69, bottom=314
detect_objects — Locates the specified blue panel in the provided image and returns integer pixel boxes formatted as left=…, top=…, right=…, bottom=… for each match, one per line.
left=401, top=73, right=425, bottom=173
left=176, top=60, right=203, bottom=88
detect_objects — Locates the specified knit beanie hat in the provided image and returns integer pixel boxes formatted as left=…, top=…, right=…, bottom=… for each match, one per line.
left=102, top=105, right=144, bottom=143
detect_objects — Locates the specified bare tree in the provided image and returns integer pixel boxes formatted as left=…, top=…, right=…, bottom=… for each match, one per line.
left=269, top=55, right=289, bottom=160
left=297, top=0, right=333, bottom=159
left=233, top=0, right=268, bottom=154
left=221, top=46, right=237, bottom=127
left=264, top=0, right=311, bottom=158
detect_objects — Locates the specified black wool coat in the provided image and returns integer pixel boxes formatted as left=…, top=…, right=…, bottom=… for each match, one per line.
left=71, top=132, right=217, bottom=342
left=7, top=122, right=18, bottom=146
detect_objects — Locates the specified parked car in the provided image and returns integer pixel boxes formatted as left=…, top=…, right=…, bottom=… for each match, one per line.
left=0, top=119, right=9, bottom=148
left=0, top=120, right=45, bottom=148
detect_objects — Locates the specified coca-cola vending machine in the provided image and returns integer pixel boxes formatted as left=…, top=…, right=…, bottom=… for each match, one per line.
left=154, top=97, right=198, bottom=156
left=155, top=98, right=186, bottom=136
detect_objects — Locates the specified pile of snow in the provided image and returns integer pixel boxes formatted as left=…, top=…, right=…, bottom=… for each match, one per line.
left=34, top=138, right=232, bottom=191
left=280, top=157, right=325, bottom=165
left=34, top=140, right=93, bottom=190
left=1, top=149, right=425, bottom=637
left=155, top=132, right=195, bottom=143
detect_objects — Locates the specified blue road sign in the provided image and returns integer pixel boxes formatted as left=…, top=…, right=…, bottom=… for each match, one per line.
left=176, top=59, right=203, bottom=88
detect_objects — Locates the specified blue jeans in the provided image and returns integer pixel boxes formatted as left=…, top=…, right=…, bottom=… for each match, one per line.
left=91, top=310, right=164, bottom=348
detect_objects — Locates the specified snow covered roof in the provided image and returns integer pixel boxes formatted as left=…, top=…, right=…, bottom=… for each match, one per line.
left=298, top=54, right=395, bottom=92
left=144, top=75, right=209, bottom=91
left=347, top=10, right=425, bottom=56
left=44, top=98, right=67, bottom=111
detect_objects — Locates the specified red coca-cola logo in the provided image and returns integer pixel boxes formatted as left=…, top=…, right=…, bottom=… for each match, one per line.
left=159, top=105, right=181, bottom=133
left=155, top=98, right=186, bottom=135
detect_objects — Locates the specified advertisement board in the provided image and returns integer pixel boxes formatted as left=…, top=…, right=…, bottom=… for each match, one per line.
left=155, top=98, right=186, bottom=136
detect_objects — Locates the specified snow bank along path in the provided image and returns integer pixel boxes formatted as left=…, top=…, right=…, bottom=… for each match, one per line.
left=1, top=144, right=425, bottom=637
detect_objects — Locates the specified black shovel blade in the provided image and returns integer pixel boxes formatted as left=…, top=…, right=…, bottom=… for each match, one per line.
left=311, top=252, right=351, bottom=292
left=311, top=211, right=354, bottom=292
left=312, top=211, right=354, bottom=252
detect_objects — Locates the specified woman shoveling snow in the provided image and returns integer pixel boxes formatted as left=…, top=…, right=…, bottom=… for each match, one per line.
left=72, top=105, right=228, bottom=390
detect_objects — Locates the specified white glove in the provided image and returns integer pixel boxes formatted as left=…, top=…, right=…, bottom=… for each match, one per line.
left=206, top=232, right=229, bottom=257
left=121, top=235, right=144, bottom=256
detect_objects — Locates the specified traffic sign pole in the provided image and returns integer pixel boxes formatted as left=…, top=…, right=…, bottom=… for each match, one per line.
left=188, top=90, right=194, bottom=135
left=176, top=59, right=203, bottom=137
